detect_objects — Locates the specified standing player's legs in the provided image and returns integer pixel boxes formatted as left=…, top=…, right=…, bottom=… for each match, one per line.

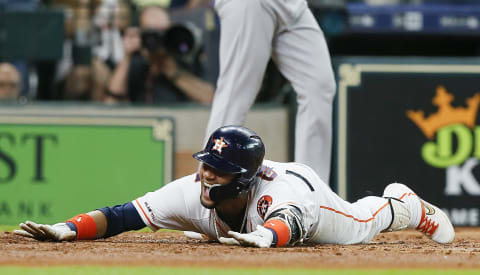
left=272, top=8, right=336, bottom=183
left=204, top=0, right=275, bottom=141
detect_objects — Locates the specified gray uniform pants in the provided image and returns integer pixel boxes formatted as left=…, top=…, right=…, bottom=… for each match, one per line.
left=206, top=0, right=336, bottom=182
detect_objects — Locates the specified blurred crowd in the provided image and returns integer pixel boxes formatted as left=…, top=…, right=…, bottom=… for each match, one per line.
left=0, top=0, right=214, bottom=104
left=0, top=0, right=478, bottom=103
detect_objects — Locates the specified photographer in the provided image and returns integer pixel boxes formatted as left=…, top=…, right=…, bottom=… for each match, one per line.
left=107, top=5, right=214, bottom=104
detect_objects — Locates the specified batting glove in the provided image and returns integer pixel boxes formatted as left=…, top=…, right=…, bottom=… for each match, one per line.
left=219, top=225, right=273, bottom=248
left=183, top=231, right=215, bottom=241
left=14, top=221, right=76, bottom=241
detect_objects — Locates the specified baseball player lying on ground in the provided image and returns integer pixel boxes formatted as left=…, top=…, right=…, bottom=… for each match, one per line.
left=14, top=126, right=455, bottom=247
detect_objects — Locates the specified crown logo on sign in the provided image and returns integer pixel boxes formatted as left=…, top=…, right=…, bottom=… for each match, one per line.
left=407, top=86, right=480, bottom=139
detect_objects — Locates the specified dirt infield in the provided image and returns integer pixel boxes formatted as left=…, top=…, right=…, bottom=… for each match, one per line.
left=1, top=228, right=479, bottom=269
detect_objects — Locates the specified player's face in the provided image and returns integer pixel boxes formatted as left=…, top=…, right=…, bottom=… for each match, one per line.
left=199, top=163, right=235, bottom=209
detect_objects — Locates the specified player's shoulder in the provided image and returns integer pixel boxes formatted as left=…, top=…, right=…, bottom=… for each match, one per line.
left=256, top=160, right=320, bottom=192
left=263, top=160, right=318, bottom=176
left=261, top=159, right=308, bottom=168
left=162, top=172, right=205, bottom=213
left=262, top=159, right=280, bottom=167
left=167, top=173, right=198, bottom=185
left=251, top=161, right=306, bottom=218
left=260, top=160, right=287, bottom=173
left=163, top=173, right=201, bottom=194
left=260, top=160, right=309, bottom=177
left=256, top=160, right=292, bottom=189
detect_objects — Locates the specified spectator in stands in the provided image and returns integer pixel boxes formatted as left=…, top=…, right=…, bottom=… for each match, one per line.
left=107, top=5, right=214, bottom=104
left=92, top=0, right=130, bottom=70
left=0, top=0, right=39, bottom=98
left=49, top=0, right=129, bottom=101
left=89, top=0, right=132, bottom=101
left=49, top=0, right=98, bottom=100
left=0, top=63, right=21, bottom=100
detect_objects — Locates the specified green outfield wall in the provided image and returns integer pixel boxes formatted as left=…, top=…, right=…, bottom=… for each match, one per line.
left=0, top=115, right=174, bottom=225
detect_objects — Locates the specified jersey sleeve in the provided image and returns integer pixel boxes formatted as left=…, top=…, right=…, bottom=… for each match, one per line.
left=256, top=173, right=312, bottom=219
left=252, top=182, right=307, bottom=246
left=262, top=181, right=308, bottom=221
left=252, top=163, right=319, bottom=245
left=132, top=174, right=199, bottom=231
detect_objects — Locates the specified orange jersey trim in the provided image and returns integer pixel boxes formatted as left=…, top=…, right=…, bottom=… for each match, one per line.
left=320, top=201, right=390, bottom=223
left=399, top=192, right=417, bottom=200
left=134, top=199, right=159, bottom=230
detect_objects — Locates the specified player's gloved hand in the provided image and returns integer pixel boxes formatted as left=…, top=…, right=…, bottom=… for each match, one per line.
left=218, top=236, right=240, bottom=246
left=14, top=221, right=76, bottom=241
left=219, top=225, right=273, bottom=248
left=183, top=231, right=214, bottom=241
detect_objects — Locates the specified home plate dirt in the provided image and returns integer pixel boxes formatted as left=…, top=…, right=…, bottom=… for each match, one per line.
left=1, top=228, right=479, bottom=269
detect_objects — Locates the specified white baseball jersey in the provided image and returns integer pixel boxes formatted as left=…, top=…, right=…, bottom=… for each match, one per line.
left=132, top=160, right=393, bottom=245
left=205, top=0, right=336, bottom=183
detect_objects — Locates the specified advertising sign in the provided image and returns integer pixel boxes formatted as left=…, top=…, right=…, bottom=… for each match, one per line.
left=347, top=4, right=480, bottom=34
left=0, top=115, right=174, bottom=225
left=335, top=58, right=480, bottom=226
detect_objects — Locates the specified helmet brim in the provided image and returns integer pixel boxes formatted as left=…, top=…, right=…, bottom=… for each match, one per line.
left=193, top=151, right=247, bottom=174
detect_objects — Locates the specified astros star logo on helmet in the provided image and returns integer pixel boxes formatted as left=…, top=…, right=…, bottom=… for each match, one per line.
left=212, top=137, right=228, bottom=154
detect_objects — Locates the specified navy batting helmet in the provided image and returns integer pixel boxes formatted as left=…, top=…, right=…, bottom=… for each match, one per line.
left=193, top=125, right=265, bottom=202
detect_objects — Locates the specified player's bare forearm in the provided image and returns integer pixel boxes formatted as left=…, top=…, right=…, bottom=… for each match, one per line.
left=86, top=210, right=107, bottom=238
left=107, top=57, right=131, bottom=100
left=173, top=72, right=214, bottom=104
